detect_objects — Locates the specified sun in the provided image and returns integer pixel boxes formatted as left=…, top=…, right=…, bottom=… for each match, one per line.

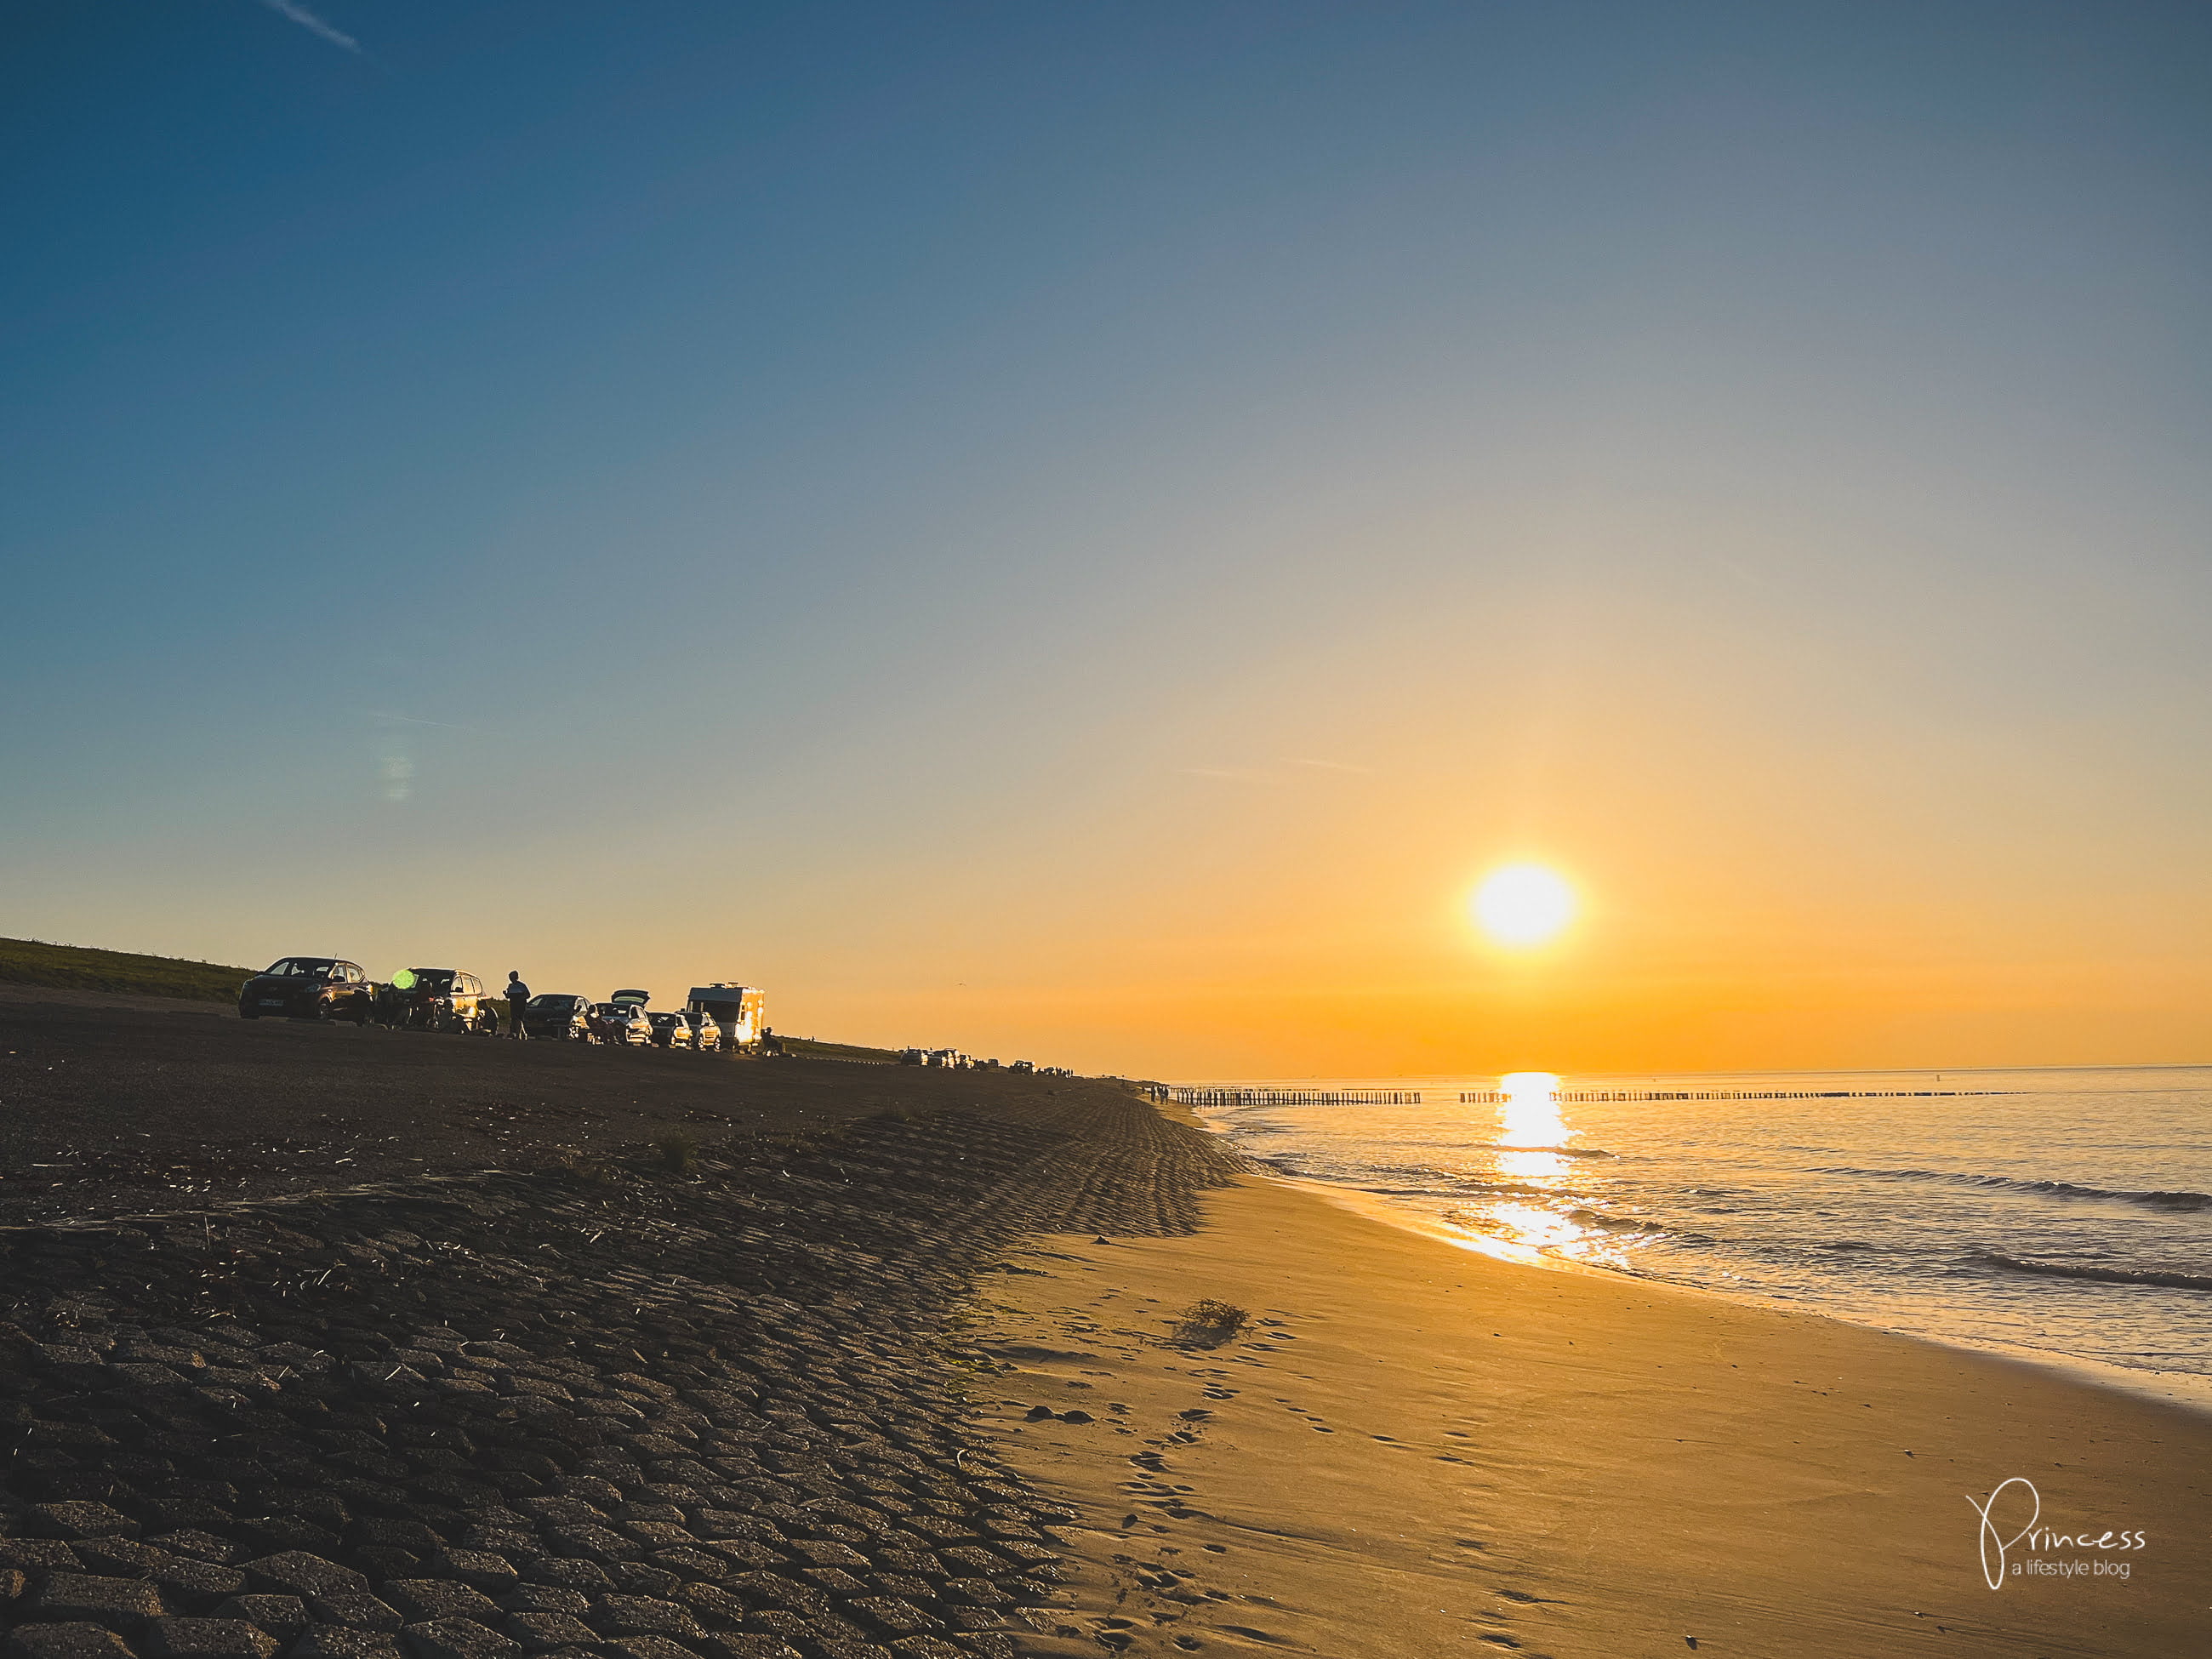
left=1471, top=863, right=1577, bottom=946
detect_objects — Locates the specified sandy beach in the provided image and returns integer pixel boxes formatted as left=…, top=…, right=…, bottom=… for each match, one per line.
left=974, top=1175, right=2212, bottom=1658
left=1, top=989, right=2204, bottom=1659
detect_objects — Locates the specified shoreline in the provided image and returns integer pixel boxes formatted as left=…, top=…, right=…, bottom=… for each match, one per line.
left=1177, top=1084, right=2212, bottom=1433
left=1279, top=1172, right=2212, bottom=1419
left=973, top=1168, right=2212, bottom=1657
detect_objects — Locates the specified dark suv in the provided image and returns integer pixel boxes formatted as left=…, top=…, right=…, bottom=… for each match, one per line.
left=522, top=993, right=590, bottom=1040
left=391, top=968, right=496, bottom=1034
left=239, top=958, right=373, bottom=1023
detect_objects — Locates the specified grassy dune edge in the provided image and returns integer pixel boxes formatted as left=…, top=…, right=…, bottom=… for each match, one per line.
left=0, top=936, right=254, bottom=1003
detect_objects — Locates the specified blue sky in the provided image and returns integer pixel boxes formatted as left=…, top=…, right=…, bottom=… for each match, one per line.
left=4, top=2, right=2209, bottom=1071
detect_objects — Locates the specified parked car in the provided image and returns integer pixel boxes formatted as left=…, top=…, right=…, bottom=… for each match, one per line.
left=390, top=968, right=496, bottom=1034
left=585, top=1001, right=653, bottom=1046
left=898, top=1047, right=926, bottom=1065
left=522, top=993, right=591, bottom=1040
left=1010, top=1059, right=1035, bottom=1073
left=646, top=1011, right=699, bottom=1050
left=610, top=988, right=651, bottom=1007
left=238, top=958, right=374, bottom=1023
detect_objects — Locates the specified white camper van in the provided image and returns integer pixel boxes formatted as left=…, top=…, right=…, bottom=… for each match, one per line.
left=686, top=983, right=765, bottom=1052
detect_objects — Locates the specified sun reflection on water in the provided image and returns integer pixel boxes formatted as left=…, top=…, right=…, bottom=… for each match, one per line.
left=1457, top=1070, right=1630, bottom=1268
left=1497, top=1069, right=1570, bottom=1178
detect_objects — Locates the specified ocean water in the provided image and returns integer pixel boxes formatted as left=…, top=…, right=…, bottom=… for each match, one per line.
left=1180, top=1067, right=2212, bottom=1403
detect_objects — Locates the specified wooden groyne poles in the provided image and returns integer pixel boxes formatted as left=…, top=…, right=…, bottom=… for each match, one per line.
left=1166, top=1086, right=1999, bottom=1108
left=1459, top=1088, right=1993, bottom=1103
left=1170, top=1088, right=1425, bottom=1107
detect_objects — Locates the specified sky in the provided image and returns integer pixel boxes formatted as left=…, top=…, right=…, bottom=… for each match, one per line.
left=3, top=1, right=2209, bottom=1077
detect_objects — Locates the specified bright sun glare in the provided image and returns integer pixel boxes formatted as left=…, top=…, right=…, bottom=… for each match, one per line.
left=1471, top=863, right=1576, bottom=946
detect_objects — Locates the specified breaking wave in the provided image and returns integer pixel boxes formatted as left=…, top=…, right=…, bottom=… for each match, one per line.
left=1978, top=1254, right=2212, bottom=1292
left=1815, top=1167, right=2211, bottom=1211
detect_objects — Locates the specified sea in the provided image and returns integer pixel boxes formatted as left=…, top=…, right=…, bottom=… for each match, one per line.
left=1179, top=1066, right=2212, bottom=1407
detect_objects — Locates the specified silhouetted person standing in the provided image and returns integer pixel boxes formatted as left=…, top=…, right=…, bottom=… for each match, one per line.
left=505, top=971, right=529, bottom=1039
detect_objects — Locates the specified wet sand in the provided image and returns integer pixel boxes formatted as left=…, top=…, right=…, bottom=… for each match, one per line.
left=973, top=1177, right=2212, bottom=1658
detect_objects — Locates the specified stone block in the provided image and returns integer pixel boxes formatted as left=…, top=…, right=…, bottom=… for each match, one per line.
left=153, top=1559, right=250, bottom=1605
left=667, top=1583, right=745, bottom=1629
left=585, top=1598, right=703, bottom=1640
left=4, top=1622, right=138, bottom=1659
left=790, top=1543, right=869, bottom=1571
left=603, top=1565, right=675, bottom=1599
left=516, top=1562, right=609, bottom=1594
left=145, top=1534, right=239, bottom=1566
left=0, top=1541, right=85, bottom=1572
left=726, top=1575, right=825, bottom=1617
left=71, top=1542, right=168, bottom=1576
left=143, top=1503, right=238, bottom=1536
left=399, top=1620, right=522, bottom=1659
left=308, top=1597, right=402, bottom=1633
left=244, top=1557, right=369, bottom=1602
left=425, top=1554, right=515, bottom=1595
left=142, top=1617, right=279, bottom=1659
left=491, top=1588, right=587, bottom=1617
left=381, top=1583, right=503, bottom=1627
left=27, top=1505, right=140, bottom=1542
left=208, top=1596, right=311, bottom=1644
left=844, top=1600, right=940, bottom=1638
left=287, top=1631, right=402, bottom=1659
left=937, top=1582, right=1006, bottom=1609
left=35, top=1572, right=169, bottom=1633
left=501, top=1613, right=596, bottom=1653
left=245, top=1522, right=345, bottom=1559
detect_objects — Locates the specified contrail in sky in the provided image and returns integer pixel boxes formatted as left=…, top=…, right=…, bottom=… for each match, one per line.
left=258, top=0, right=360, bottom=52
left=369, top=711, right=489, bottom=735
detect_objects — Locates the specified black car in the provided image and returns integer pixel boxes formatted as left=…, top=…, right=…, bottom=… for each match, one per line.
left=522, top=993, right=591, bottom=1040
left=239, top=957, right=373, bottom=1023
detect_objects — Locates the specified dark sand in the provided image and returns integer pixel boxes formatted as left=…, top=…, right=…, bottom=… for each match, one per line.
left=0, top=984, right=1122, bottom=1222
